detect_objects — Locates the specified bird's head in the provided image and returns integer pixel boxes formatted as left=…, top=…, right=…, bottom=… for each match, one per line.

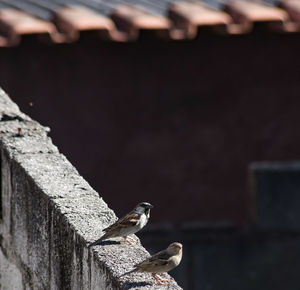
left=167, top=242, right=183, bottom=255
left=134, top=202, right=153, bottom=215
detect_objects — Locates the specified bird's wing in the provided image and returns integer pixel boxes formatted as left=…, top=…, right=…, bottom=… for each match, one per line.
left=148, top=250, right=171, bottom=262
left=103, top=213, right=140, bottom=232
left=135, top=250, right=171, bottom=268
left=136, top=256, right=169, bottom=271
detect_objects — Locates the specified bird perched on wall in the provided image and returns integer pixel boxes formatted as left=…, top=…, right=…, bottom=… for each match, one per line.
left=120, top=242, right=183, bottom=285
left=88, top=202, right=153, bottom=247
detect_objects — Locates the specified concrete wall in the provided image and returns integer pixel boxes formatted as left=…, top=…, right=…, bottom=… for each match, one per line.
left=0, top=88, right=182, bottom=290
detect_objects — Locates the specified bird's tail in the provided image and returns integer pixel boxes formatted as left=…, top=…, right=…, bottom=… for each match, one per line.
left=88, top=235, right=106, bottom=248
left=119, top=268, right=138, bottom=277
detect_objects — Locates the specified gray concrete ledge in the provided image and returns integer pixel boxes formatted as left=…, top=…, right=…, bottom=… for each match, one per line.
left=0, top=88, right=182, bottom=289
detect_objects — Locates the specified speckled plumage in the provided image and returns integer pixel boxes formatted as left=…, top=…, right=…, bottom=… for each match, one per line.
left=88, top=202, right=153, bottom=247
left=121, top=242, right=183, bottom=285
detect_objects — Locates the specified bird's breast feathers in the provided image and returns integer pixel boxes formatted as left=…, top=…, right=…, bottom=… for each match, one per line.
left=170, top=251, right=182, bottom=267
left=137, top=213, right=149, bottom=229
left=103, top=212, right=148, bottom=237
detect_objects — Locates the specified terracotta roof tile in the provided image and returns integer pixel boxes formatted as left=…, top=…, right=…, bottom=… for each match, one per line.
left=111, top=4, right=174, bottom=40
left=224, top=0, right=290, bottom=33
left=281, top=0, right=300, bottom=17
left=0, top=0, right=299, bottom=46
left=0, top=8, right=64, bottom=46
left=168, top=2, right=232, bottom=38
left=53, top=5, right=122, bottom=42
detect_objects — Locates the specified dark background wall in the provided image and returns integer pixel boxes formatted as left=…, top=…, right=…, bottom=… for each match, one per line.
left=1, top=31, right=300, bottom=226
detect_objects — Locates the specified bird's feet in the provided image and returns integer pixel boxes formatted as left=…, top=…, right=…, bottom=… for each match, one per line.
left=153, top=274, right=169, bottom=285
left=124, top=236, right=137, bottom=245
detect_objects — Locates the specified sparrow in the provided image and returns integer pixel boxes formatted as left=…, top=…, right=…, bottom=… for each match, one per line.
left=88, top=202, right=153, bottom=247
left=121, top=242, right=183, bottom=285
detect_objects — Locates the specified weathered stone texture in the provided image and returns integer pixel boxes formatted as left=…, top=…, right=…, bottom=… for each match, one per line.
left=0, top=88, right=182, bottom=289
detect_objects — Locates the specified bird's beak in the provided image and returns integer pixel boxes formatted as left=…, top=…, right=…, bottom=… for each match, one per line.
left=149, top=204, right=154, bottom=209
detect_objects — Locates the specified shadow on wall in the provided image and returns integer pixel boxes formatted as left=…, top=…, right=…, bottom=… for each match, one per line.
left=140, top=161, right=300, bottom=289
left=2, top=33, right=300, bottom=227
left=1, top=33, right=300, bottom=290
left=0, top=89, right=181, bottom=290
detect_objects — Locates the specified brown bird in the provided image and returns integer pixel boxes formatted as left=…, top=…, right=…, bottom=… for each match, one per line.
left=121, top=242, right=183, bottom=285
left=88, top=202, right=153, bottom=247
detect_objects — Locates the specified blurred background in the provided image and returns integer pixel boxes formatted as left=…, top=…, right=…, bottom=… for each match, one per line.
left=1, top=0, right=300, bottom=289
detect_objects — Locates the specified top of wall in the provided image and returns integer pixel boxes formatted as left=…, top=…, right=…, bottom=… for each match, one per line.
left=0, top=87, right=182, bottom=289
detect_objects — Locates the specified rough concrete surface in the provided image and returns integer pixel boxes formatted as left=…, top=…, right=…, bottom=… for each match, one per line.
left=0, top=248, right=23, bottom=290
left=0, top=88, right=182, bottom=289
